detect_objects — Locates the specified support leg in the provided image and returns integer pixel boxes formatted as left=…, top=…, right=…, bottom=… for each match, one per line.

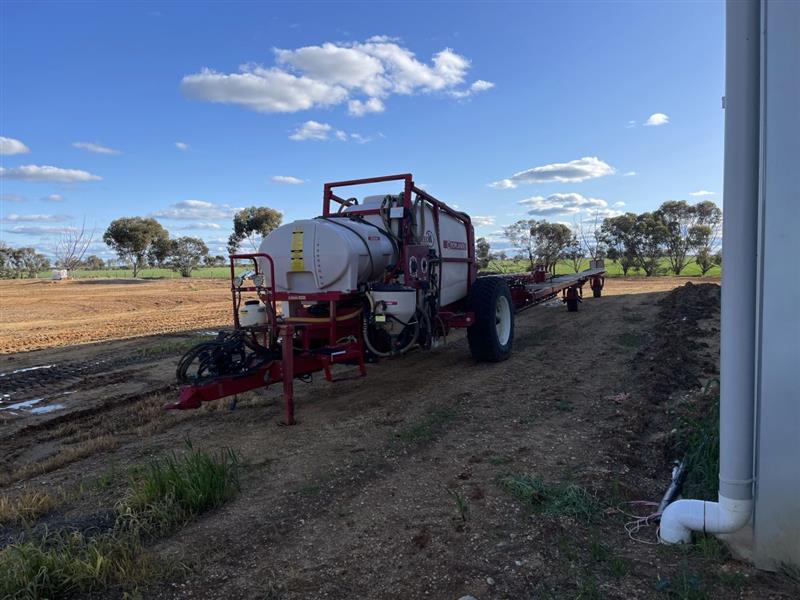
left=281, top=325, right=296, bottom=425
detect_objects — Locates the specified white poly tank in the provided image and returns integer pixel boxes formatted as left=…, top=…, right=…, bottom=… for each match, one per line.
left=344, top=195, right=470, bottom=307
left=258, top=218, right=397, bottom=294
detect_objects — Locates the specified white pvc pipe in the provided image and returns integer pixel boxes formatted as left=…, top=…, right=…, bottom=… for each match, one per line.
left=660, top=0, right=760, bottom=544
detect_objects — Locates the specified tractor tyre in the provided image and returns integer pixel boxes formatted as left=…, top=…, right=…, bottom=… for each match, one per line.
left=467, top=277, right=514, bottom=362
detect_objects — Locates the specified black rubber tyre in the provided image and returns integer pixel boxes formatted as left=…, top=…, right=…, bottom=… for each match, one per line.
left=566, top=298, right=579, bottom=312
left=467, top=277, right=514, bottom=362
left=592, top=287, right=602, bottom=298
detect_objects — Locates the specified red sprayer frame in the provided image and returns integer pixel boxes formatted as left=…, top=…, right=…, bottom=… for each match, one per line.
left=168, top=174, right=605, bottom=424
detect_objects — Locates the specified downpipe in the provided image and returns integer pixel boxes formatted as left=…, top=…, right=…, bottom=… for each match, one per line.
left=660, top=496, right=753, bottom=544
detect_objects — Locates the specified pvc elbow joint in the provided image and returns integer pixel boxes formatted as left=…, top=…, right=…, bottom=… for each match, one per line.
left=659, top=495, right=753, bottom=544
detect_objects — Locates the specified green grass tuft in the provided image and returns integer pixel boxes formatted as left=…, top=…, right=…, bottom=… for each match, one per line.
left=498, top=474, right=601, bottom=524
left=397, top=408, right=455, bottom=444
left=0, top=442, right=239, bottom=598
left=0, top=528, right=163, bottom=599
left=119, top=441, right=240, bottom=535
left=674, top=384, right=720, bottom=500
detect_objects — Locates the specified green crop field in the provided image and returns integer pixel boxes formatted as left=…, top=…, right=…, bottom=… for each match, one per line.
left=32, top=258, right=720, bottom=281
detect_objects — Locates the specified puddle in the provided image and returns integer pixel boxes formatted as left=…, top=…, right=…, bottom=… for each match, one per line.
left=30, top=403, right=66, bottom=415
left=0, top=364, right=56, bottom=378
left=0, top=390, right=75, bottom=417
left=0, top=398, right=43, bottom=411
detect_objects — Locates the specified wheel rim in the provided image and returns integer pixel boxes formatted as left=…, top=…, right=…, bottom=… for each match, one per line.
left=495, top=295, right=511, bottom=345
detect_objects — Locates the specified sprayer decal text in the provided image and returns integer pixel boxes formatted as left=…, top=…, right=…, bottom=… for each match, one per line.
left=443, top=240, right=467, bottom=251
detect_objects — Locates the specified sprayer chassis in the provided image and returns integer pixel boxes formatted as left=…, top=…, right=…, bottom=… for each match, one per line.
left=167, top=174, right=605, bottom=423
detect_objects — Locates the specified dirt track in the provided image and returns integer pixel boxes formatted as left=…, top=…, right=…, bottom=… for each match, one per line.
left=2, top=276, right=794, bottom=599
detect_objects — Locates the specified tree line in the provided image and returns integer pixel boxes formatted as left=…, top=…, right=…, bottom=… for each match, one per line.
left=0, top=206, right=283, bottom=279
left=477, top=199, right=722, bottom=277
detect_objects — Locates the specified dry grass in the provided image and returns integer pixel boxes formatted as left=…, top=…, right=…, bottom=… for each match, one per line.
left=0, top=487, right=61, bottom=525
left=0, top=436, right=121, bottom=487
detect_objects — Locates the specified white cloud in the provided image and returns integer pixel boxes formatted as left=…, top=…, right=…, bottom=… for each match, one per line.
left=72, top=141, right=121, bottom=155
left=612, top=201, right=626, bottom=207
left=0, top=136, right=30, bottom=155
left=450, top=79, right=495, bottom=99
left=173, top=222, right=223, bottom=230
left=271, top=175, right=305, bottom=185
left=689, top=190, right=715, bottom=197
left=152, top=199, right=240, bottom=220
left=1, top=193, right=25, bottom=203
left=347, top=97, right=385, bottom=116
left=41, top=194, right=65, bottom=202
left=490, top=157, right=614, bottom=189
left=471, top=215, right=495, bottom=227
left=181, top=37, right=488, bottom=115
left=349, top=133, right=372, bottom=144
left=290, top=120, right=332, bottom=141
left=518, top=193, right=612, bottom=217
left=4, top=225, right=77, bottom=235
left=1, top=213, right=71, bottom=223
left=175, top=142, right=190, bottom=151
left=289, top=121, right=372, bottom=143
left=0, top=165, right=102, bottom=183
left=644, top=113, right=669, bottom=126
left=626, top=120, right=636, bottom=128
left=623, top=171, right=637, bottom=177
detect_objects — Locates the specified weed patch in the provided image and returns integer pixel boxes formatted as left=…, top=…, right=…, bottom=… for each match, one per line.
left=0, top=442, right=239, bottom=598
left=671, top=384, right=720, bottom=500
left=617, top=332, right=647, bottom=348
left=119, top=441, right=240, bottom=536
left=397, top=408, right=455, bottom=444
left=498, top=474, right=601, bottom=524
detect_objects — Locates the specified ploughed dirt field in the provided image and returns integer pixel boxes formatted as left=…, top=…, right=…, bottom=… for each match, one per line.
left=1, top=276, right=796, bottom=599
left=0, top=278, right=232, bottom=354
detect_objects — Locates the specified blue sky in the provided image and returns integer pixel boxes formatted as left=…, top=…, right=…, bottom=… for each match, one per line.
left=0, top=1, right=725, bottom=259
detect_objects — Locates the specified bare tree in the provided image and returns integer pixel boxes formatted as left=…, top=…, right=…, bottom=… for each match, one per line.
left=55, top=219, right=94, bottom=271
left=576, top=211, right=606, bottom=262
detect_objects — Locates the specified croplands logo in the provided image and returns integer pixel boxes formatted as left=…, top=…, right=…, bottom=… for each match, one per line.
left=443, top=240, right=467, bottom=251
left=423, top=230, right=435, bottom=247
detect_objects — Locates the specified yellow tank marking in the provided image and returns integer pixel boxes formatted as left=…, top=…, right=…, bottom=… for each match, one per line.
left=290, top=228, right=305, bottom=272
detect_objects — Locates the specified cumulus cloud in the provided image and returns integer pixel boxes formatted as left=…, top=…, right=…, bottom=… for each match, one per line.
left=612, top=201, right=626, bottom=207
left=1, top=213, right=71, bottom=223
left=175, top=142, right=190, bottom=151
left=0, top=136, right=30, bottom=155
left=471, top=215, right=495, bottom=227
left=41, top=194, right=65, bottom=202
left=271, top=175, right=305, bottom=185
left=289, top=120, right=332, bottom=141
left=152, top=199, right=241, bottom=220
left=181, top=37, right=491, bottom=115
left=289, top=121, right=372, bottom=143
left=1, top=193, right=25, bottom=203
left=490, top=157, right=614, bottom=189
left=644, top=113, right=669, bottom=126
left=518, top=193, right=616, bottom=218
left=450, top=79, right=495, bottom=99
left=72, top=142, right=121, bottom=155
left=689, top=190, right=715, bottom=197
left=0, top=165, right=102, bottom=183
left=347, top=97, right=385, bottom=116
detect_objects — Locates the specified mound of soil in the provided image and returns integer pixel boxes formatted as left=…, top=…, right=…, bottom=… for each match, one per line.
left=637, top=282, right=720, bottom=404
